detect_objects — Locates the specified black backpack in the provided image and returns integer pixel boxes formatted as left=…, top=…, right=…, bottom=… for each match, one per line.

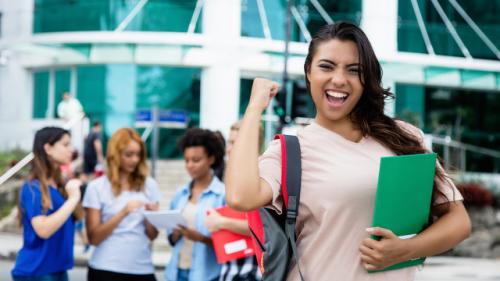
left=247, top=134, right=305, bottom=281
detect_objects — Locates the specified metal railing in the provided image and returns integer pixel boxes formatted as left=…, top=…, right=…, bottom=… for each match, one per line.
left=428, top=135, right=500, bottom=173
left=0, top=113, right=85, bottom=187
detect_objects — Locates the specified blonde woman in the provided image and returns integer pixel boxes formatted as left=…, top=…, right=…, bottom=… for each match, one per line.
left=83, top=128, right=161, bottom=281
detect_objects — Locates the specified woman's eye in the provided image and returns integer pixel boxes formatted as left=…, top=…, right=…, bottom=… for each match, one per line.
left=348, top=68, right=359, bottom=74
left=319, top=64, right=332, bottom=70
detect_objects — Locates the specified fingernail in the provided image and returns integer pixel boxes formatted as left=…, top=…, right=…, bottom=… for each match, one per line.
left=366, top=227, right=374, bottom=232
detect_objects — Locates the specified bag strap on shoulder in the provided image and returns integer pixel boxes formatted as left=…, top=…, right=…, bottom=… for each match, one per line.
left=276, top=134, right=305, bottom=281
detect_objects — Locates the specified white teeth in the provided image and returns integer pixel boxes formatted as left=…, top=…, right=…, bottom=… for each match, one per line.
left=326, top=91, right=348, bottom=98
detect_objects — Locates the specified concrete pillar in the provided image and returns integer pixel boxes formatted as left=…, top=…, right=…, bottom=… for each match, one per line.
left=361, top=0, right=398, bottom=117
left=361, top=0, right=398, bottom=58
left=200, top=0, right=241, bottom=138
left=0, top=0, right=34, bottom=149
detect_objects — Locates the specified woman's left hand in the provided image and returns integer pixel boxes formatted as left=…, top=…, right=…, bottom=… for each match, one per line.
left=359, top=227, right=413, bottom=271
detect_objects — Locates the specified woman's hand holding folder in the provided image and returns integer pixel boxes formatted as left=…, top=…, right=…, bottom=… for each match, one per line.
left=359, top=227, right=413, bottom=271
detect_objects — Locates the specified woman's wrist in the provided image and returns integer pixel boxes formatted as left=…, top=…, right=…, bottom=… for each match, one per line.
left=245, top=105, right=265, bottom=116
left=402, top=237, right=419, bottom=261
left=66, top=197, right=80, bottom=207
left=119, top=206, right=130, bottom=218
left=217, top=217, right=229, bottom=231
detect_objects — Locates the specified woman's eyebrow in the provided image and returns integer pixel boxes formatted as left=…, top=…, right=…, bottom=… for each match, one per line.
left=317, top=59, right=360, bottom=67
left=347, top=63, right=361, bottom=68
left=318, top=59, right=335, bottom=64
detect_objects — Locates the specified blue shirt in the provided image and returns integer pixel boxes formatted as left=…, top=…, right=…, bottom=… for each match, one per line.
left=164, top=176, right=225, bottom=281
left=12, top=180, right=75, bottom=277
left=82, top=176, right=161, bottom=274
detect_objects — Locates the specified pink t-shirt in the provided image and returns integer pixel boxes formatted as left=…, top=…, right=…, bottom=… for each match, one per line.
left=258, top=121, right=462, bottom=281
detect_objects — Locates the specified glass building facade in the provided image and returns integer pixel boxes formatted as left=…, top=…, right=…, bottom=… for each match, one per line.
left=1, top=0, right=499, bottom=170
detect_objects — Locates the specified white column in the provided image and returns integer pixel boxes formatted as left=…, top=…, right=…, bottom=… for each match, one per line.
left=70, top=66, right=78, bottom=97
left=0, top=0, right=34, bottom=150
left=200, top=0, right=241, bottom=138
left=361, top=0, right=398, bottom=58
left=361, top=0, right=398, bottom=117
left=47, top=69, right=55, bottom=118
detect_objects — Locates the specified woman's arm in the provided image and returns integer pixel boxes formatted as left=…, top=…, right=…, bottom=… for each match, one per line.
left=225, top=78, right=279, bottom=211
left=360, top=201, right=471, bottom=270
left=144, top=203, right=159, bottom=241
left=205, top=208, right=251, bottom=235
left=178, top=225, right=212, bottom=245
left=86, top=200, right=144, bottom=245
left=31, top=179, right=81, bottom=239
left=168, top=229, right=183, bottom=246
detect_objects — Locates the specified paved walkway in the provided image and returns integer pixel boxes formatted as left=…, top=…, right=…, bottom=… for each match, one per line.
left=1, top=231, right=499, bottom=280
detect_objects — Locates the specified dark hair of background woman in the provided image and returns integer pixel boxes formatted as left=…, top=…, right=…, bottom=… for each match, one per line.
left=178, top=128, right=225, bottom=178
left=19, top=127, right=84, bottom=224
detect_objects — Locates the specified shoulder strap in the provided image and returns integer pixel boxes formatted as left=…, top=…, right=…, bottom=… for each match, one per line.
left=275, top=134, right=305, bottom=281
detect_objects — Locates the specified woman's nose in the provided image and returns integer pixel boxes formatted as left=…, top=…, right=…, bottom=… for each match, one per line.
left=330, top=69, right=347, bottom=87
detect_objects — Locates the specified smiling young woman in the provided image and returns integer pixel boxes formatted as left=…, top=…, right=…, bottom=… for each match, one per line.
left=12, top=127, right=83, bottom=281
left=225, top=22, right=471, bottom=281
left=164, top=128, right=226, bottom=281
left=83, top=128, right=161, bottom=281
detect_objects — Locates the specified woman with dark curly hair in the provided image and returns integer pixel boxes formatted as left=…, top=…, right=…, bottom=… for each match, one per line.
left=165, top=128, right=226, bottom=281
left=226, top=22, right=471, bottom=281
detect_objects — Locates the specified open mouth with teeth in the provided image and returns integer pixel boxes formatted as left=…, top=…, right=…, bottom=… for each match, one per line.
left=325, top=90, right=349, bottom=107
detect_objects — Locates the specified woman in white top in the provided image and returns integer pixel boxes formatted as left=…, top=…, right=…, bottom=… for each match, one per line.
left=225, top=22, right=471, bottom=281
left=83, top=128, right=161, bottom=281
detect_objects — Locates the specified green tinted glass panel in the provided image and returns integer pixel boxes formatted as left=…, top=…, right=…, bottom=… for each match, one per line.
left=137, top=66, right=201, bottom=158
left=395, top=84, right=425, bottom=128
left=33, top=71, right=49, bottom=119
left=54, top=69, right=71, bottom=117
left=241, top=0, right=361, bottom=41
left=303, top=0, right=361, bottom=37
left=398, top=0, right=500, bottom=59
left=136, top=0, right=199, bottom=32
left=34, top=0, right=199, bottom=33
left=77, top=65, right=107, bottom=128
left=34, top=0, right=112, bottom=32
left=239, top=79, right=252, bottom=116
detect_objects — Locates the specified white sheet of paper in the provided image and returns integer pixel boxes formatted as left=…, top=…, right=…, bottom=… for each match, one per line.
left=143, top=210, right=187, bottom=230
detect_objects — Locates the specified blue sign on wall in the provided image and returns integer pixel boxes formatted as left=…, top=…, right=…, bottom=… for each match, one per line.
left=135, top=109, right=189, bottom=128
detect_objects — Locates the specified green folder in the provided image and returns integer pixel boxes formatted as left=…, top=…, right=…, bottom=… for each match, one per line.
left=368, top=153, right=437, bottom=273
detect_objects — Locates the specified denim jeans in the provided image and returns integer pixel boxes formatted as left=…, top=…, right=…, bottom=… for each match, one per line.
left=177, top=269, right=190, bottom=281
left=12, top=271, right=68, bottom=281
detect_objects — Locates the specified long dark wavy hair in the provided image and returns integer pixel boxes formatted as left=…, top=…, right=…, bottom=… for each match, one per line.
left=304, top=22, right=452, bottom=214
left=18, top=127, right=84, bottom=224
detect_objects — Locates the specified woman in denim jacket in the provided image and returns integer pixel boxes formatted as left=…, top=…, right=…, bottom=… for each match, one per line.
left=165, top=128, right=226, bottom=281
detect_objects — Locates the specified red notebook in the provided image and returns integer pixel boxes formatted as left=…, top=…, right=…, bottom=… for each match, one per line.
left=211, top=206, right=255, bottom=264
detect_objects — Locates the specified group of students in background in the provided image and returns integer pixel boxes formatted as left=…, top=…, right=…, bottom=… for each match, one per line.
left=11, top=121, right=261, bottom=281
left=10, top=22, right=470, bottom=281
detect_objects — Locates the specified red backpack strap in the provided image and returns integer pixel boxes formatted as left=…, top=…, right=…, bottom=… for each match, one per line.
left=275, top=134, right=301, bottom=213
left=275, top=133, right=305, bottom=281
left=274, top=134, right=289, bottom=208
